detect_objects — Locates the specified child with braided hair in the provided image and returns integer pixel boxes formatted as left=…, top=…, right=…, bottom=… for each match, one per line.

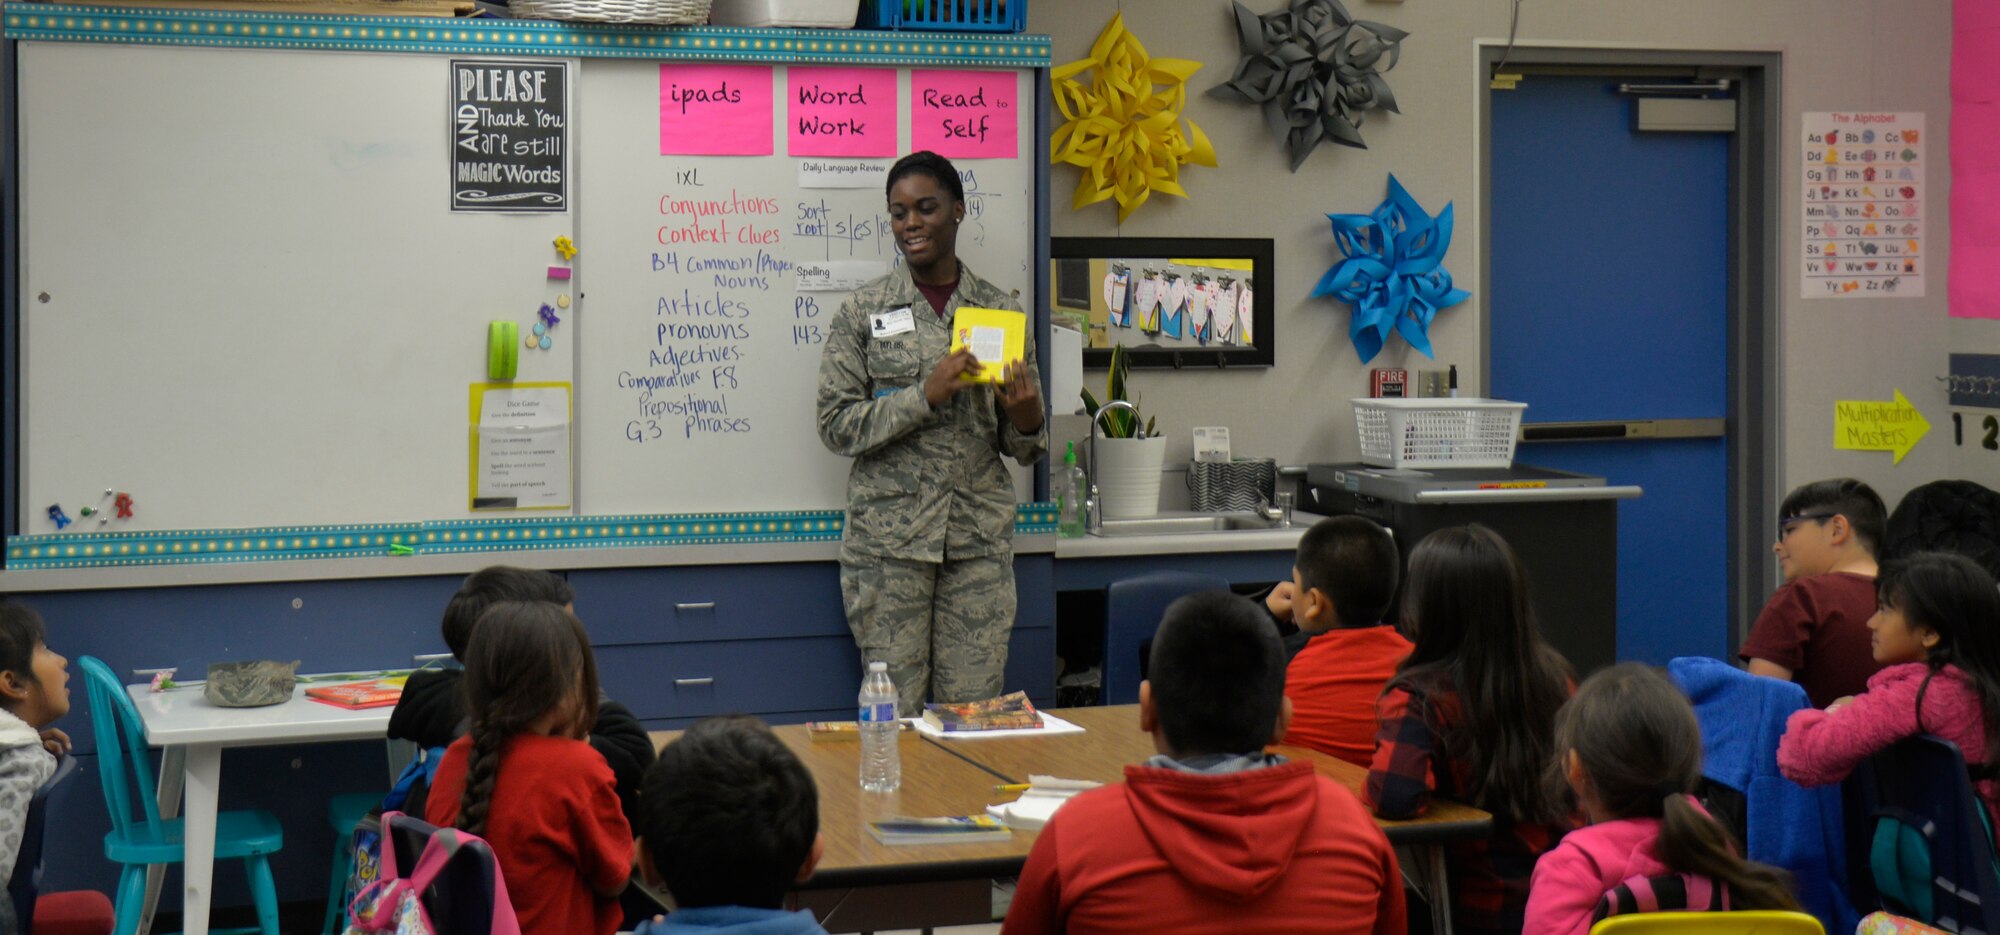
left=425, top=601, right=632, bottom=935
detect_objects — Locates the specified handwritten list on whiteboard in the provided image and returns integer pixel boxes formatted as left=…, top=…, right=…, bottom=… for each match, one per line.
left=1803, top=112, right=1924, bottom=299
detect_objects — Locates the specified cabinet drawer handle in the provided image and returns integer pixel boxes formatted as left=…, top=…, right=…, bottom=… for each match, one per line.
left=675, top=602, right=716, bottom=612
left=674, top=677, right=715, bottom=688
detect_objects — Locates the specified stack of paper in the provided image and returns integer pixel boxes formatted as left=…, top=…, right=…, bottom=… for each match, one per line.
left=987, top=775, right=1101, bottom=831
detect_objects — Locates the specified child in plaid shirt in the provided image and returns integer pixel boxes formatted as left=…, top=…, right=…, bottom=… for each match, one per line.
left=1365, top=524, right=1574, bottom=935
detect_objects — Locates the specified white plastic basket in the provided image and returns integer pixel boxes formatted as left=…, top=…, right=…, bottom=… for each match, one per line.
left=709, top=0, right=859, bottom=26
left=1351, top=398, right=1526, bottom=469
left=510, top=0, right=708, bottom=24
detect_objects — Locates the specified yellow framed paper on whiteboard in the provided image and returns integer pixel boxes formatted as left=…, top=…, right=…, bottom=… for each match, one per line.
left=468, top=382, right=574, bottom=511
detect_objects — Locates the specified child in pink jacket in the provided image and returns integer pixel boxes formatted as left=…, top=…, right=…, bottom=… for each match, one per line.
left=1777, top=551, right=2000, bottom=833
left=1526, top=665, right=1800, bottom=935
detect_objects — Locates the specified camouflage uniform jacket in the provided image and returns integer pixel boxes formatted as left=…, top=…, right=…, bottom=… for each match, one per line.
left=816, top=261, right=1047, bottom=563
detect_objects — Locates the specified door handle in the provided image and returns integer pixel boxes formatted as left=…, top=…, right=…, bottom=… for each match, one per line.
left=1413, top=485, right=1645, bottom=504
left=1519, top=418, right=1724, bottom=442
left=673, top=677, right=715, bottom=688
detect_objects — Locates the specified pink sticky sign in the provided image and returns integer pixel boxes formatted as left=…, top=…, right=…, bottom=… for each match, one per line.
left=660, top=65, right=773, bottom=156
left=910, top=70, right=1017, bottom=160
left=787, top=67, right=897, bottom=158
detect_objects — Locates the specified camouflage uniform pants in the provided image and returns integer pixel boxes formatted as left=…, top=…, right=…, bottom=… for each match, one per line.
left=839, top=552, right=1015, bottom=713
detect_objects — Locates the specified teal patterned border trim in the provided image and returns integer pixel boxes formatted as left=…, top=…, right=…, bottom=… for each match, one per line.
left=5, top=502, right=1060, bottom=569
left=3, top=523, right=423, bottom=569
left=1, top=4, right=1051, bottom=66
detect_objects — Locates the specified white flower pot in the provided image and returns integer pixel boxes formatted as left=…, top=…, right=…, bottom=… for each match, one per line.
left=1094, top=435, right=1168, bottom=519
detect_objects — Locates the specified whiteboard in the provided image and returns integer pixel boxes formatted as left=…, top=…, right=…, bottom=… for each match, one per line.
left=19, top=42, right=577, bottom=531
left=573, top=63, right=1035, bottom=514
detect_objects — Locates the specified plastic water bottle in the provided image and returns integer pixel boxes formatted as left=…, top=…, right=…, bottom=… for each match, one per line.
left=858, top=661, right=901, bottom=792
left=1056, top=441, right=1087, bottom=538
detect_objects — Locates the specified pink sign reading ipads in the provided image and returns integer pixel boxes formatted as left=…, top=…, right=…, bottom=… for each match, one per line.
left=660, top=64, right=772, bottom=156
left=910, top=69, right=1017, bottom=159
left=787, top=67, right=897, bottom=158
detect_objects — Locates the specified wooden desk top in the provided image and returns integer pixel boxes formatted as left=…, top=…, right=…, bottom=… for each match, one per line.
left=651, top=725, right=1034, bottom=889
left=648, top=704, right=1495, bottom=886
left=929, top=706, right=1495, bottom=847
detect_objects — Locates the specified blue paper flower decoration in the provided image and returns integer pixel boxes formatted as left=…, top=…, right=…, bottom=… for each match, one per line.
left=1312, top=174, right=1470, bottom=363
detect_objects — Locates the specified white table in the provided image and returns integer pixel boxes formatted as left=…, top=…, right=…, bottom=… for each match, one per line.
left=125, top=682, right=395, bottom=935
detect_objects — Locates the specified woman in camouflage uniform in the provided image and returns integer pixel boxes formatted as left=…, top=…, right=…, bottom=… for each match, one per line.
left=815, top=151, right=1047, bottom=713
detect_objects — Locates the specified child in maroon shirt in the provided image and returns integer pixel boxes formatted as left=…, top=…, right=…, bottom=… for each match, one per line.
left=1740, top=479, right=1887, bottom=708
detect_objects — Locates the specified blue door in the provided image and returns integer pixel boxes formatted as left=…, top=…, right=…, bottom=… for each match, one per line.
left=1489, top=76, right=1733, bottom=665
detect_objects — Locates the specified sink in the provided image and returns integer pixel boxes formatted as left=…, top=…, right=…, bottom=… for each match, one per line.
left=1091, top=512, right=1281, bottom=537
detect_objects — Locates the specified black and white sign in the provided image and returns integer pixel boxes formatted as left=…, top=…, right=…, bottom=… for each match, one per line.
left=450, top=60, right=568, bottom=212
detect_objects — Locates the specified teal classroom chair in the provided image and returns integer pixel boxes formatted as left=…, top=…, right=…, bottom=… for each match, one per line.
left=321, top=791, right=379, bottom=935
left=77, top=656, right=283, bottom=935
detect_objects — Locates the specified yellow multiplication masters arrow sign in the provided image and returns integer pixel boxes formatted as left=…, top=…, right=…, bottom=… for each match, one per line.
left=1834, top=388, right=1930, bottom=464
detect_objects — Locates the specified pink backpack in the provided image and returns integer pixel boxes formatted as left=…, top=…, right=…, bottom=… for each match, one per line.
left=345, top=811, right=522, bottom=935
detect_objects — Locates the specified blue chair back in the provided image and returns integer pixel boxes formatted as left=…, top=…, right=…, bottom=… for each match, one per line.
left=1104, top=571, right=1231, bottom=705
left=1847, top=733, right=2000, bottom=931
left=8, top=753, right=77, bottom=935
left=78, top=656, right=165, bottom=845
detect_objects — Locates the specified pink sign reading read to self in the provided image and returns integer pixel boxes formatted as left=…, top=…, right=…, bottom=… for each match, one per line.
left=660, top=64, right=772, bottom=156
left=910, top=69, right=1017, bottom=159
left=787, top=67, right=897, bottom=158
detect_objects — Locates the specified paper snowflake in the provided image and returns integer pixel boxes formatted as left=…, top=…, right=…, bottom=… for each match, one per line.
left=1051, top=13, right=1218, bottom=222
left=1209, top=0, right=1406, bottom=172
left=1313, top=175, right=1469, bottom=363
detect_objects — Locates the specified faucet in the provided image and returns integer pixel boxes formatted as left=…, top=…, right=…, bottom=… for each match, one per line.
left=1085, top=400, right=1141, bottom=535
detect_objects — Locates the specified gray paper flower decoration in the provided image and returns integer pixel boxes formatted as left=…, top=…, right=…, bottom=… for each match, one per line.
left=1209, top=0, right=1407, bottom=171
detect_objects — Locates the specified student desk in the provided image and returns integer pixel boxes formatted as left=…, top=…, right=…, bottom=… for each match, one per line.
left=125, top=682, right=396, bottom=935
left=651, top=706, right=1493, bottom=934
left=936, top=705, right=1489, bottom=935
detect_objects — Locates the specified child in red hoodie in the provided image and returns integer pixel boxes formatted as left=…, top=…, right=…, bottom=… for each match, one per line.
left=1002, top=591, right=1404, bottom=935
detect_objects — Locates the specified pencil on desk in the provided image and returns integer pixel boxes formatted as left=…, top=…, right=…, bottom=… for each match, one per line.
left=994, top=783, right=1031, bottom=792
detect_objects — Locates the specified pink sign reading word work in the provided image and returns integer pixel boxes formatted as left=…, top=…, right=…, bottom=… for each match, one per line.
left=910, top=69, right=1017, bottom=160
left=787, top=67, right=897, bottom=158
left=660, top=64, right=772, bottom=156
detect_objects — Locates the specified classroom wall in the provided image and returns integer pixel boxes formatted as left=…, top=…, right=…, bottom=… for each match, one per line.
left=1030, top=0, right=1957, bottom=511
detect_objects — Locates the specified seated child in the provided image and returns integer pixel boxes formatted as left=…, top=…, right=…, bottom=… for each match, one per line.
left=1741, top=478, right=1888, bottom=707
left=389, top=565, right=653, bottom=826
left=633, top=716, right=828, bottom=935
left=1526, top=664, right=1799, bottom=935
left=1004, top=591, right=1405, bottom=935
left=1366, top=524, right=1573, bottom=935
left=1279, top=516, right=1410, bottom=766
left=426, top=601, right=632, bottom=935
left=0, top=602, right=70, bottom=884
left=1777, top=550, right=2000, bottom=830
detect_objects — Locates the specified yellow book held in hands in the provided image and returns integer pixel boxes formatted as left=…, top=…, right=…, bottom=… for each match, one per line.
left=949, top=307, right=1026, bottom=384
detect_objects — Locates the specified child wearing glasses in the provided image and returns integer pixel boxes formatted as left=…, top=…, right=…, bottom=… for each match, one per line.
left=1739, top=479, right=1888, bottom=708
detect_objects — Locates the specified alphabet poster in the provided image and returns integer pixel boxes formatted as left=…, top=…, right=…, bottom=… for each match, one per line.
left=1802, top=111, right=1924, bottom=299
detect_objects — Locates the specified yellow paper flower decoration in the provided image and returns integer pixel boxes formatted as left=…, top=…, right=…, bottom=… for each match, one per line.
left=1051, top=13, right=1218, bottom=222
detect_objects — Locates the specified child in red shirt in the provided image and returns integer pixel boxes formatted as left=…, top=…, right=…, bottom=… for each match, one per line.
left=1279, top=516, right=1411, bottom=766
left=1740, top=478, right=1887, bottom=707
left=426, top=601, right=632, bottom=935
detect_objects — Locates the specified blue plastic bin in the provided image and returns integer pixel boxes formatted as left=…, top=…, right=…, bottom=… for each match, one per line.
left=858, top=0, right=1024, bottom=32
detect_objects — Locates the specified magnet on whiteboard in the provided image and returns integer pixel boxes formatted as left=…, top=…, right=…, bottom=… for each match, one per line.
left=548, top=266, right=571, bottom=280
left=557, top=294, right=571, bottom=309
left=488, top=320, right=520, bottom=380
left=539, top=334, right=552, bottom=350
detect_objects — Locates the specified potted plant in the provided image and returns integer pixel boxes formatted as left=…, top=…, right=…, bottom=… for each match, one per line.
left=1081, top=345, right=1166, bottom=519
